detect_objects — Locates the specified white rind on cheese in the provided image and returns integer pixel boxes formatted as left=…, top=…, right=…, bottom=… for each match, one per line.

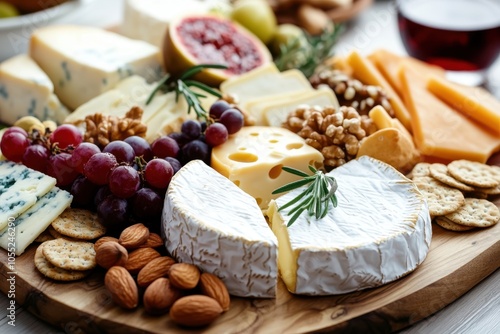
left=0, top=187, right=72, bottom=256
left=0, top=54, right=69, bottom=125
left=267, top=156, right=432, bottom=295
left=30, top=25, right=162, bottom=110
left=162, top=160, right=278, bottom=298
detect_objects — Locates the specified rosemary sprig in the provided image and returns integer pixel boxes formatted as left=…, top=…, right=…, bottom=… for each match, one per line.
left=146, top=64, right=227, bottom=120
left=274, top=22, right=344, bottom=78
left=272, top=165, right=338, bottom=227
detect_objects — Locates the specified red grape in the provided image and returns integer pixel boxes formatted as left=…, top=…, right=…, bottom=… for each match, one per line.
left=151, top=136, right=179, bottom=158
left=71, top=142, right=101, bottom=173
left=4, top=126, right=28, bottom=137
left=0, top=131, right=30, bottom=162
left=70, top=176, right=99, bottom=208
left=83, top=152, right=117, bottom=185
left=103, top=140, right=135, bottom=163
left=50, top=124, right=82, bottom=149
left=219, top=108, right=244, bottom=134
left=109, top=165, right=140, bottom=199
left=22, top=144, right=50, bottom=173
left=144, top=159, right=173, bottom=190
left=131, top=188, right=163, bottom=221
left=47, top=153, right=79, bottom=187
left=124, top=136, right=152, bottom=161
left=209, top=100, right=231, bottom=119
left=205, top=123, right=228, bottom=147
left=181, top=120, right=202, bottom=139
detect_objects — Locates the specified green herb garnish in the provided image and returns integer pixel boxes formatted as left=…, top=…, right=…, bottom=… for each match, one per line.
left=272, top=165, right=338, bottom=227
left=274, top=22, right=344, bottom=78
left=146, top=64, right=228, bottom=120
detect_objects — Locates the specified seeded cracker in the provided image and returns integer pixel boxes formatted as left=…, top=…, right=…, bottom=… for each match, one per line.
left=435, top=216, right=475, bottom=232
left=474, top=184, right=500, bottom=196
left=34, top=229, right=54, bottom=243
left=429, top=163, right=475, bottom=192
left=445, top=198, right=500, bottom=228
left=48, top=225, right=75, bottom=240
left=414, top=182, right=465, bottom=217
left=51, top=208, right=106, bottom=240
left=34, top=242, right=91, bottom=281
left=447, top=160, right=499, bottom=188
left=407, top=162, right=431, bottom=179
left=42, top=238, right=96, bottom=271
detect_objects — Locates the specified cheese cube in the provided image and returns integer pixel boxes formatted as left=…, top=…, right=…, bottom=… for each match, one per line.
left=30, top=25, right=162, bottom=110
left=211, top=126, right=324, bottom=209
left=0, top=54, right=69, bottom=125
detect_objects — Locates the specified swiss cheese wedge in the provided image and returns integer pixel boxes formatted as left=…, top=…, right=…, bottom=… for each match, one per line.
left=427, top=76, right=500, bottom=136
left=399, top=65, right=500, bottom=163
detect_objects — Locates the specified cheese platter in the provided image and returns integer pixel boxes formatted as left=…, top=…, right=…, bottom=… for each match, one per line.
left=1, top=0, right=500, bottom=333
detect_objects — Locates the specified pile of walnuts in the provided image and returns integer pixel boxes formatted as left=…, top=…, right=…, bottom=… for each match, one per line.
left=284, top=105, right=377, bottom=170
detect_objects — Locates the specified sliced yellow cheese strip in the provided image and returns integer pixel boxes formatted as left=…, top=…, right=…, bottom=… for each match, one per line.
left=427, top=75, right=500, bottom=136
left=399, top=65, right=500, bottom=163
left=368, top=105, right=413, bottom=143
left=346, top=50, right=412, bottom=133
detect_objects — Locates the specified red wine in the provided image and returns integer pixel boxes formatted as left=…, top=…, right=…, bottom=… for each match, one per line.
left=397, top=0, right=500, bottom=71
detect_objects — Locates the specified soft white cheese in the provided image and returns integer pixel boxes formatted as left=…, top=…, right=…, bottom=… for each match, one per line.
left=162, top=160, right=278, bottom=298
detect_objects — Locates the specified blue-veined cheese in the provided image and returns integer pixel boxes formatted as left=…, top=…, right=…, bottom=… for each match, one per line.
left=162, top=160, right=278, bottom=298
left=0, top=54, right=69, bottom=125
left=0, top=187, right=72, bottom=256
left=30, top=25, right=162, bottom=110
left=267, top=156, right=432, bottom=295
left=0, top=161, right=56, bottom=232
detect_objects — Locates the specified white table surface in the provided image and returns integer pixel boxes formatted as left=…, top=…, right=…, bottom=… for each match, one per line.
left=1, top=0, right=499, bottom=333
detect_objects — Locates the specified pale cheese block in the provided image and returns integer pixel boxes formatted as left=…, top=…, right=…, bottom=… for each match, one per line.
left=211, top=126, right=324, bottom=210
left=0, top=54, right=69, bottom=125
left=267, top=156, right=432, bottom=295
left=30, top=25, right=162, bottom=110
left=162, top=160, right=278, bottom=298
left=0, top=187, right=72, bottom=256
left=0, top=161, right=57, bottom=233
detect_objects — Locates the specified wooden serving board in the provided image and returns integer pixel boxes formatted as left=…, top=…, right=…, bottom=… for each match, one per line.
left=1, top=204, right=499, bottom=334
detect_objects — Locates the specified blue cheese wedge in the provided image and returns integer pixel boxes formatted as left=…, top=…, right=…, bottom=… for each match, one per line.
left=0, top=54, right=69, bottom=125
left=267, top=156, right=432, bottom=295
left=30, top=25, right=162, bottom=110
left=0, top=161, right=57, bottom=233
left=0, top=187, right=72, bottom=256
left=162, top=160, right=278, bottom=298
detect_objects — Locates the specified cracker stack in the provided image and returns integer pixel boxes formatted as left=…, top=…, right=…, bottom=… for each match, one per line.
left=408, top=160, right=500, bottom=232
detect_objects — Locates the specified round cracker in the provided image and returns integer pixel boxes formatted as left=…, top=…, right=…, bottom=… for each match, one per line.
left=474, top=184, right=500, bottom=196
left=429, top=163, right=474, bottom=192
left=445, top=198, right=500, bottom=228
left=407, top=162, right=431, bottom=179
left=34, top=229, right=54, bottom=243
left=447, top=160, right=499, bottom=188
left=51, top=208, right=106, bottom=240
left=48, top=225, right=75, bottom=241
left=34, top=242, right=91, bottom=281
left=43, top=238, right=96, bottom=271
left=415, top=182, right=465, bottom=217
left=490, top=165, right=500, bottom=182
left=434, top=217, right=475, bottom=232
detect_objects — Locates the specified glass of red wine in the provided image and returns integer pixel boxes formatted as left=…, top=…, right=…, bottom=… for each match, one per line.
left=396, top=0, right=500, bottom=86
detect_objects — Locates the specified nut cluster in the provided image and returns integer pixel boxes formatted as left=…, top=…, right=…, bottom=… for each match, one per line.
left=284, top=105, right=377, bottom=169
left=97, top=223, right=230, bottom=328
left=310, top=69, right=393, bottom=116
left=82, top=107, right=147, bottom=147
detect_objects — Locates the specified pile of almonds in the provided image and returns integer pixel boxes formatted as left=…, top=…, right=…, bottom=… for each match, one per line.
left=95, top=223, right=230, bottom=327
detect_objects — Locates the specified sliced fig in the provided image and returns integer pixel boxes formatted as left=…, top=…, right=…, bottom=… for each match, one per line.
left=163, top=14, right=272, bottom=86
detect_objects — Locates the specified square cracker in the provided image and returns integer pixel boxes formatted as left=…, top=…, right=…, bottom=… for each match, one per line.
left=51, top=208, right=106, bottom=240
left=445, top=198, right=500, bottom=228
left=34, top=242, right=91, bottom=281
left=42, top=238, right=96, bottom=271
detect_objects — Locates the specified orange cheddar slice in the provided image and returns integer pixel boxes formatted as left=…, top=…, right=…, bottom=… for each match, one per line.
left=427, top=76, right=500, bottom=136
left=346, top=51, right=412, bottom=133
left=399, top=65, right=500, bottom=163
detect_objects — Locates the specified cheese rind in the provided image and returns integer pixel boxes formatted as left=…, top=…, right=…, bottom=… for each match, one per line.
left=268, top=156, right=432, bottom=295
left=30, top=25, right=162, bottom=110
left=0, top=54, right=69, bottom=125
left=162, top=160, right=278, bottom=298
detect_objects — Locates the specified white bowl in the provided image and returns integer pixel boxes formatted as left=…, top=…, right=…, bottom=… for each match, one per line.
left=0, top=0, right=82, bottom=61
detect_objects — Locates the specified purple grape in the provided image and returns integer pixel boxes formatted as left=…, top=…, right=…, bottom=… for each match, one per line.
left=209, top=100, right=231, bottom=119
left=94, top=185, right=112, bottom=208
left=109, top=165, right=141, bottom=199
left=83, top=153, right=117, bottom=185
left=181, top=139, right=211, bottom=164
left=97, top=195, right=129, bottom=233
left=124, top=136, right=153, bottom=161
left=131, top=188, right=163, bottom=221
left=219, top=108, right=244, bottom=134
left=47, top=152, right=79, bottom=187
left=168, top=132, right=191, bottom=148
left=181, top=120, right=202, bottom=139
left=70, top=176, right=99, bottom=208
left=103, top=140, right=135, bottom=163
left=71, top=142, right=101, bottom=173
left=165, top=157, right=182, bottom=174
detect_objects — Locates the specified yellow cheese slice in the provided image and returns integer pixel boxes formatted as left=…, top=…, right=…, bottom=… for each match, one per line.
left=368, top=105, right=413, bottom=143
left=427, top=76, right=500, bottom=136
left=399, top=65, right=500, bottom=163
left=346, top=51, right=412, bottom=132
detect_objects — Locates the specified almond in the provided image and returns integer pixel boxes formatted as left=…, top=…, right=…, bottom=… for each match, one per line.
left=119, top=223, right=150, bottom=249
left=95, top=241, right=128, bottom=269
left=143, top=278, right=183, bottom=315
left=104, top=266, right=138, bottom=309
left=169, top=295, right=223, bottom=327
left=168, top=263, right=200, bottom=290
left=137, top=256, right=176, bottom=288
left=124, top=247, right=161, bottom=274
left=137, top=232, right=164, bottom=249
left=199, top=272, right=230, bottom=311
left=94, top=236, right=119, bottom=252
